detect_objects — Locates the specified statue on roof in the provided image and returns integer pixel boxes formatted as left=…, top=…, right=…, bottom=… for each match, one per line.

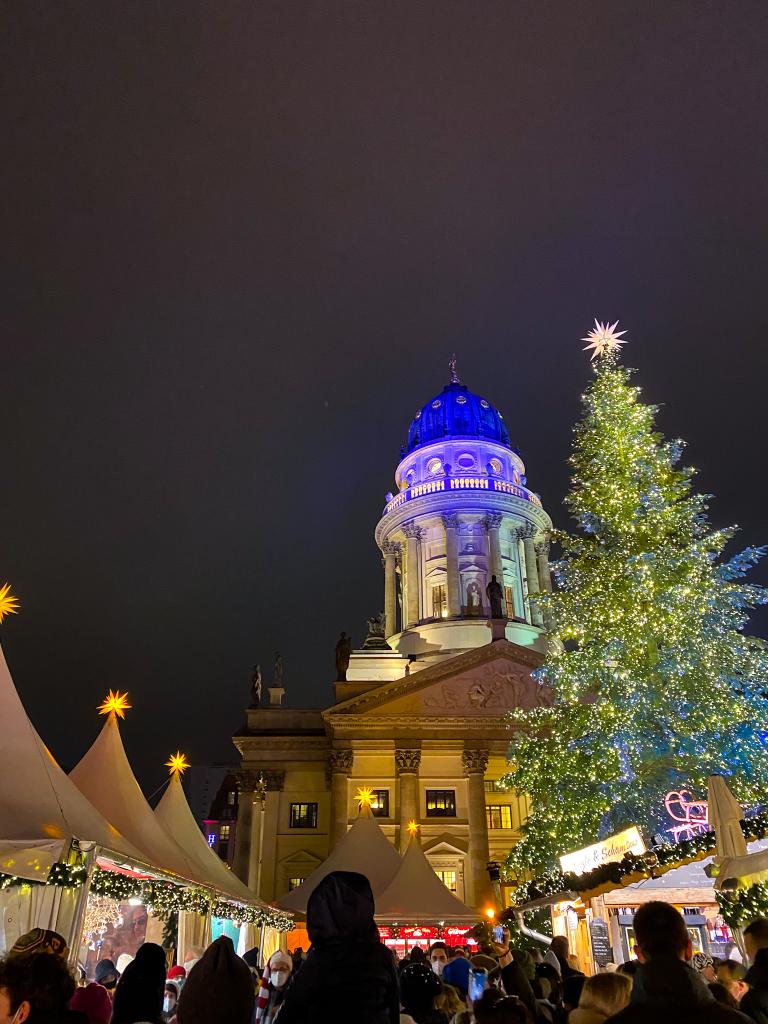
left=449, top=352, right=460, bottom=384
left=273, top=652, right=284, bottom=688
left=335, top=632, right=353, bottom=681
left=250, top=664, right=262, bottom=707
left=362, top=612, right=392, bottom=651
left=486, top=575, right=505, bottom=619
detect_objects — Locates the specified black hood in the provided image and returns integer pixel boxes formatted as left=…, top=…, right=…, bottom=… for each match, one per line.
left=745, top=948, right=768, bottom=1011
left=307, top=870, right=380, bottom=946
left=630, top=957, right=715, bottom=1011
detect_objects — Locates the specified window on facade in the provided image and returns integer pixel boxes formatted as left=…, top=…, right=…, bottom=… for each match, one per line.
left=435, top=869, right=457, bottom=893
left=219, top=824, right=231, bottom=840
left=432, top=584, right=446, bottom=618
left=289, top=803, right=318, bottom=828
left=484, top=780, right=504, bottom=793
left=426, top=790, right=456, bottom=817
left=288, top=877, right=305, bottom=891
left=504, top=586, right=515, bottom=618
left=227, top=790, right=236, bottom=806
left=486, top=805, right=513, bottom=830
left=371, top=790, right=390, bottom=817
left=218, top=841, right=229, bottom=860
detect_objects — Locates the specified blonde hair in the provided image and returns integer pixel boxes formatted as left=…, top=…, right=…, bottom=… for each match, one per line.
left=578, top=973, right=632, bottom=1017
left=435, top=983, right=465, bottom=1016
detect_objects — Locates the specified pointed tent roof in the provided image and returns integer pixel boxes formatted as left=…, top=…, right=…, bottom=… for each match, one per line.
left=154, top=770, right=266, bottom=906
left=374, top=835, right=478, bottom=923
left=277, top=805, right=402, bottom=914
left=0, top=643, right=148, bottom=881
left=70, top=712, right=203, bottom=883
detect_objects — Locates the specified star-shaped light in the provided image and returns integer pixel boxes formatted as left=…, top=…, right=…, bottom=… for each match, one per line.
left=166, top=751, right=190, bottom=776
left=0, top=583, right=20, bottom=624
left=354, top=786, right=374, bottom=809
left=407, top=820, right=420, bottom=836
left=98, top=690, right=131, bottom=719
left=582, top=319, right=627, bottom=361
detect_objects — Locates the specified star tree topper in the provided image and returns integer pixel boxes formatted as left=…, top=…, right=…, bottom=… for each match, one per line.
left=0, top=583, right=20, bottom=624
left=582, top=319, right=627, bottom=361
left=98, top=690, right=131, bottom=719
left=354, top=786, right=374, bottom=810
left=166, top=751, right=190, bottom=776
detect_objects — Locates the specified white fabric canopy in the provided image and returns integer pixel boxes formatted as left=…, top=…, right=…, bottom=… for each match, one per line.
left=277, top=806, right=401, bottom=914
left=70, top=713, right=203, bottom=883
left=374, top=836, right=477, bottom=924
left=0, top=643, right=147, bottom=880
left=708, top=775, right=748, bottom=860
left=715, top=840, right=768, bottom=892
left=154, top=773, right=272, bottom=907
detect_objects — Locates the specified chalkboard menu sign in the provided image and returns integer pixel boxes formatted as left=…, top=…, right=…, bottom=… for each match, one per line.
left=590, top=918, right=612, bottom=967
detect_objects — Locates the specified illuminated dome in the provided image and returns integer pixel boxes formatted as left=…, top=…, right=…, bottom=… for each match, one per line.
left=406, top=380, right=511, bottom=455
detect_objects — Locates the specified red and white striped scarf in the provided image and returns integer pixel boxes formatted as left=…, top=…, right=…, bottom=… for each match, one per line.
left=254, top=951, right=292, bottom=1024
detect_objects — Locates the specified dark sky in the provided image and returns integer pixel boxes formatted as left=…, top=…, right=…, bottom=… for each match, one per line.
left=3, top=1, right=767, bottom=793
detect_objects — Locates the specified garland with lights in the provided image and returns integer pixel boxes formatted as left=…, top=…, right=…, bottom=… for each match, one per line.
left=717, top=881, right=768, bottom=927
left=503, top=322, right=768, bottom=874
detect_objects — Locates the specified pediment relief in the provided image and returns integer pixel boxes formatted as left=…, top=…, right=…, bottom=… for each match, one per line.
left=422, top=834, right=469, bottom=855
left=279, top=849, right=324, bottom=868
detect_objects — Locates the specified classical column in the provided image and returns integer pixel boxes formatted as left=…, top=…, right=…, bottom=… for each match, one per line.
left=484, top=512, right=504, bottom=591
left=518, top=523, right=544, bottom=626
left=462, top=750, right=492, bottom=908
left=328, top=749, right=354, bottom=849
left=258, top=769, right=285, bottom=901
left=232, top=770, right=259, bottom=885
left=403, top=522, right=423, bottom=627
left=395, top=748, right=421, bottom=852
left=442, top=514, right=461, bottom=618
left=382, top=541, right=400, bottom=637
left=536, top=535, right=553, bottom=593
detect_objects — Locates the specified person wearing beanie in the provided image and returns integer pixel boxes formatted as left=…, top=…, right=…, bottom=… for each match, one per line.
left=162, top=980, right=179, bottom=1023
left=276, top=871, right=400, bottom=1024
left=70, top=980, right=113, bottom=1024
left=442, top=954, right=471, bottom=998
left=176, top=935, right=254, bottom=1024
left=112, top=942, right=166, bottom=1024
left=253, top=951, right=292, bottom=1024
left=399, top=962, right=443, bottom=1024
left=94, top=959, right=119, bottom=997
left=166, top=965, right=186, bottom=994
left=116, top=954, right=134, bottom=976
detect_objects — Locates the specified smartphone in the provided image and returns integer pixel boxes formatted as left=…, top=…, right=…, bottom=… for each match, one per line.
left=493, top=925, right=505, bottom=943
left=468, top=967, right=488, bottom=1002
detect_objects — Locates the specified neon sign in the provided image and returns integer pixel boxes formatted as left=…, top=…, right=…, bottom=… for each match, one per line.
left=664, top=790, right=709, bottom=841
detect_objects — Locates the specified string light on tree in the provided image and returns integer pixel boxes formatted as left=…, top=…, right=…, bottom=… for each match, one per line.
left=97, top=690, right=131, bottom=719
left=0, top=583, right=20, bottom=623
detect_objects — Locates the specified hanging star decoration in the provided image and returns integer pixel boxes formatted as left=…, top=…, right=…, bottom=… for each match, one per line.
left=97, top=690, right=131, bottom=719
left=354, top=786, right=374, bottom=809
left=582, top=319, right=627, bottom=361
left=166, top=751, right=190, bottom=776
left=407, top=820, right=420, bottom=836
left=0, top=583, right=20, bottom=624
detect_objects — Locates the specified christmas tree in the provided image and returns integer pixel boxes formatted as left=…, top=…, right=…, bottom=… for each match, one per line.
left=504, top=321, right=768, bottom=874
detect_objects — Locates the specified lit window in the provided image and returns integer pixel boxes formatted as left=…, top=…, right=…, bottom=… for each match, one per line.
left=288, top=877, right=305, bottom=891
left=426, top=790, right=456, bottom=817
left=207, top=833, right=216, bottom=846
left=504, top=586, right=515, bottom=617
left=227, top=791, right=236, bottom=806
left=427, top=457, right=442, bottom=475
left=435, top=869, right=457, bottom=893
left=220, top=824, right=231, bottom=840
left=289, top=803, right=318, bottom=829
left=371, top=790, right=390, bottom=817
left=432, top=584, right=446, bottom=618
left=486, top=805, right=513, bottom=830
left=489, top=458, right=502, bottom=475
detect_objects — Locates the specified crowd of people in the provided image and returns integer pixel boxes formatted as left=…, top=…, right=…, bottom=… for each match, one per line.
left=1, top=873, right=767, bottom=1024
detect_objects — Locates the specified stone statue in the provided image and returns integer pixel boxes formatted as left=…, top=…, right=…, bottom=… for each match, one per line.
left=250, top=664, right=262, bottom=707
left=367, top=612, right=386, bottom=638
left=362, top=612, right=391, bottom=652
left=486, top=575, right=505, bottom=619
left=335, top=631, right=353, bottom=681
left=273, top=652, right=284, bottom=688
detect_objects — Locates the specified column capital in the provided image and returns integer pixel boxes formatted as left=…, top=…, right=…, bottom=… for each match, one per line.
left=483, top=513, right=504, bottom=531
left=395, top=748, right=422, bottom=774
left=382, top=540, right=401, bottom=556
left=328, top=749, right=354, bottom=775
left=441, top=513, right=460, bottom=530
left=235, top=769, right=261, bottom=793
left=515, top=521, right=538, bottom=541
left=262, top=769, right=286, bottom=792
left=535, top=536, right=550, bottom=556
left=462, top=749, right=489, bottom=776
left=403, top=521, right=425, bottom=540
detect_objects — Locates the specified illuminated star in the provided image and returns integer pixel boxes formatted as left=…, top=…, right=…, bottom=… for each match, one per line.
left=582, top=319, right=627, bottom=361
left=0, top=583, right=20, bottom=624
left=407, top=820, right=420, bottom=836
left=354, top=786, right=374, bottom=809
left=98, top=690, right=131, bottom=719
left=166, top=751, right=190, bottom=776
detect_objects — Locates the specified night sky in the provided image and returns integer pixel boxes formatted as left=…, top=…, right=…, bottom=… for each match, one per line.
left=3, top=2, right=767, bottom=792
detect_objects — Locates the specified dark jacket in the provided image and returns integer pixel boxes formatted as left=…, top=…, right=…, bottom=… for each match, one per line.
left=500, top=959, right=539, bottom=1020
left=607, top=956, right=752, bottom=1024
left=742, top=948, right=768, bottom=1024
left=276, top=871, right=399, bottom=1024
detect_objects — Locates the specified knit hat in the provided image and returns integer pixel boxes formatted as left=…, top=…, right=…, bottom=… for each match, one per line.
left=116, top=952, right=134, bottom=974
left=177, top=936, right=255, bottom=1024
left=254, top=951, right=292, bottom=1023
left=10, top=928, right=68, bottom=959
left=168, top=964, right=187, bottom=981
left=70, top=982, right=113, bottom=1024
left=442, top=955, right=471, bottom=995
left=95, top=959, right=119, bottom=988
left=691, top=952, right=715, bottom=972
left=400, top=961, right=442, bottom=1019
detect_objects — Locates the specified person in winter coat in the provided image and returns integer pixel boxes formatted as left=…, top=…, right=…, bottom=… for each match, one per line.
left=112, top=942, right=166, bottom=1024
left=399, top=962, right=444, bottom=1024
left=569, top=973, right=631, bottom=1024
left=253, top=951, right=292, bottom=1024
left=94, top=960, right=118, bottom=999
left=0, top=950, right=87, bottom=1024
left=276, top=870, right=400, bottom=1024
left=606, top=902, right=752, bottom=1024
left=176, top=936, right=254, bottom=1024
left=743, top=919, right=768, bottom=1024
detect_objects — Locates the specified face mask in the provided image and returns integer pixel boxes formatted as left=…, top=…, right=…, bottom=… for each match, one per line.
left=272, top=970, right=289, bottom=988
left=163, top=995, right=176, bottom=1013
left=432, top=960, right=445, bottom=976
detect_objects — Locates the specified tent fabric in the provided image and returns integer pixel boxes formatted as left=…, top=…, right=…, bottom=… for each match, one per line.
left=707, top=775, right=748, bottom=861
left=374, top=836, right=477, bottom=924
left=277, top=806, right=401, bottom=913
left=714, top=839, right=768, bottom=892
left=154, top=773, right=268, bottom=906
left=70, top=714, right=204, bottom=883
left=0, top=643, right=148, bottom=880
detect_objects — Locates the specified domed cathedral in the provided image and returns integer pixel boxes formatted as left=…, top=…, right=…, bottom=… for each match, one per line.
left=376, top=360, right=552, bottom=663
left=231, top=362, right=555, bottom=916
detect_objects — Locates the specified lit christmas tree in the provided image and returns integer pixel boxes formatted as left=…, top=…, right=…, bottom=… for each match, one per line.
left=504, top=321, right=768, bottom=873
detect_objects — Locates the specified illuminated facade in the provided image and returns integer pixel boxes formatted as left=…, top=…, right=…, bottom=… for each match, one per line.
left=232, top=367, right=554, bottom=912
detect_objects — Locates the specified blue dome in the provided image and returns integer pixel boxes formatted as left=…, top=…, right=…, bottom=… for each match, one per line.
left=406, top=381, right=511, bottom=454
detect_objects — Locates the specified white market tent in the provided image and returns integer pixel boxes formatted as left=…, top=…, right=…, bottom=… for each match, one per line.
left=375, top=834, right=478, bottom=924
left=278, top=804, right=401, bottom=914
left=0, top=643, right=148, bottom=881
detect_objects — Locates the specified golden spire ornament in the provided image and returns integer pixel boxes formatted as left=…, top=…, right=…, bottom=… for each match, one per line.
left=0, top=583, right=20, bottom=624
left=354, top=786, right=374, bottom=810
left=582, top=319, right=627, bottom=361
left=97, top=690, right=131, bottom=719
left=165, top=751, right=190, bottom=776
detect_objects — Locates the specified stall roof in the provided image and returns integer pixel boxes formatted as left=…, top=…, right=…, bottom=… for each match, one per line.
left=0, top=644, right=147, bottom=881
left=375, top=836, right=478, bottom=924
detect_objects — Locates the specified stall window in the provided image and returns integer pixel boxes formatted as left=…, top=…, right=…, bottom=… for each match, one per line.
left=426, top=790, right=456, bottom=817
left=289, top=803, right=318, bottom=828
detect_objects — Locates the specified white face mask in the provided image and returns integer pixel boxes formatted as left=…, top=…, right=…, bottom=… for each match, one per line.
left=431, top=959, right=445, bottom=976
left=163, top=995, right=176, bottom=1013
left=272, top=970, right=289, bottom=988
